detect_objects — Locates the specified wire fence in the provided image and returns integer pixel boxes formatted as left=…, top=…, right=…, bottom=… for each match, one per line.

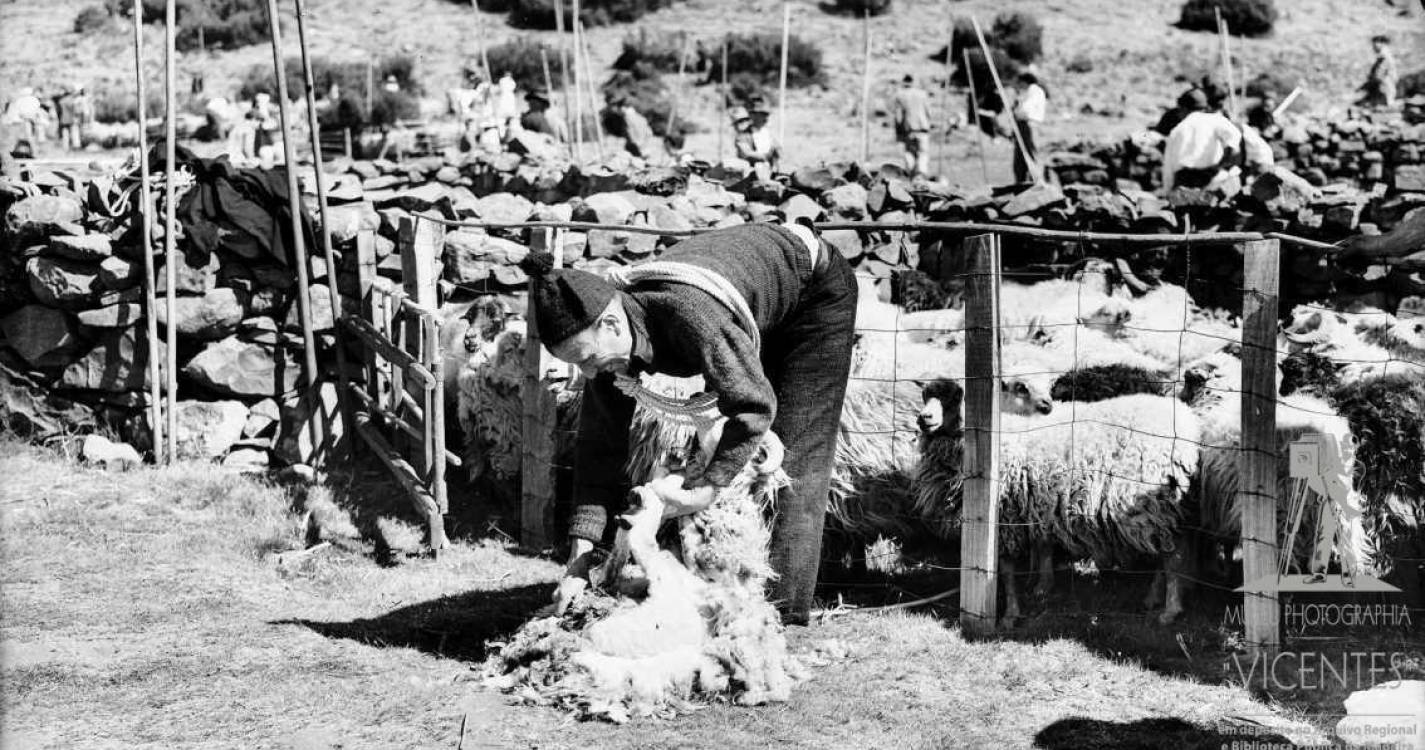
left=434, top=215, right=1425, bottom=645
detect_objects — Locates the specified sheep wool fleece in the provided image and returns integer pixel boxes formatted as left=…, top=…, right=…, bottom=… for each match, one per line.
left=571, top=223, right=858, bottom=624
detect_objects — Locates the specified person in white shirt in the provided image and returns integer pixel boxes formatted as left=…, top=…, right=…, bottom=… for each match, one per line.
left=1161, top=92, right=1242, bottom=193
left=1011, top=69, right=1048, bottom=184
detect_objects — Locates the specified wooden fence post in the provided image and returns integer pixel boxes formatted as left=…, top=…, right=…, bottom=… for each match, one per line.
left=1240, top=239, right=1281, bottom=656
left=399, top=215, right=446, bottom=550
left=521, top=228, right=560, bottom=550
left=960, top=232, right=1002, bottom=635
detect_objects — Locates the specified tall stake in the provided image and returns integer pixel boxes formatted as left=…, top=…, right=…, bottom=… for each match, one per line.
left=971, top=17, right=1037, bottom=183
left=578, top=21, right=605, bottom=160
left=938, top=9, right=954, bottom=177
left=1215, top=8, right=1239, bottom=119
left=472, top=0, right=492, bottom=82
left=963, top=49, right=990, bottom=183
left=134, top=0, right=163, bottom=462
left=540, top=47, right=558, bottom=139
left=666, top=33, right=689, bottom=140
left=162, top=0, right=178, bottom=461
left=365, top=58, right=374, bottom=119
left=554, top=0, right=574, bottom=148
left=859, top=9, right=871, bottom=164
left=718, top=36, right=728, bottom=163
left=295, top=0, right=352, bottom=459
left=570, top=0, right=584, bottom=161
left=778, top=1, right=791, bottom=150
left=265, top=0, right=321, bottom=392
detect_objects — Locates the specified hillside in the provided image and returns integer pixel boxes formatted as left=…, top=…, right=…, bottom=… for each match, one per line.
left=2, top=0, right=1424, bottom=182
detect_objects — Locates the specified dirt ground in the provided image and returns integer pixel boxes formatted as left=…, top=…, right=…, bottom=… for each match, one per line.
left=0, top=437, right=1370, bottom=749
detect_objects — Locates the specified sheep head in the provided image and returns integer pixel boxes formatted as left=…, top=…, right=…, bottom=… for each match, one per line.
left=1386, top=316, right=1425, bottom=351
left=1001, top=375, right=1054, bottom=415
left=1079, top=297, right=1133, bottom=338
left=1282, top=305, right=1348, bottom=351
left=917, top=378, right=964, bottom=436
left=1278, top=349, right=1343, bottom=398
left=462, top=294, right=517, bottom=353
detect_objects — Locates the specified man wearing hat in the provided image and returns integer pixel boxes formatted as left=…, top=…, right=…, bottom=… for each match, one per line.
left=734, top=101, right=779, bottom=178
left=524, top=221, right=858, bottom=626
left=1160, top=88, right=1241, bottom=193
left=520, top=87, right=566, bottom=142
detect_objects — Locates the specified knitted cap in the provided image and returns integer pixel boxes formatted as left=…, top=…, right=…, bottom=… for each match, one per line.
left=518, top=251, right=618, bottom=345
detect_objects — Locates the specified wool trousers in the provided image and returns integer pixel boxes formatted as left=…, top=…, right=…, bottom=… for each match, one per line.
left=760, top=247, right=858, bottom=625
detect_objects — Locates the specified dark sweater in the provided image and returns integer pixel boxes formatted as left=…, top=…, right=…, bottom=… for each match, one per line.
left=569, top=223, right=817, bottom=543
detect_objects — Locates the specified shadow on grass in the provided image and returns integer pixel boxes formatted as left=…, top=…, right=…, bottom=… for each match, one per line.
left=272, top=583, right=549, bottom=662
left=1033, top=716, right=1292, bottom=749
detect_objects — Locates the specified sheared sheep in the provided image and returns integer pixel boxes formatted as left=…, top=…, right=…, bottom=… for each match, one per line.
left=483, top=410, right=801, bottom=721
left=914, top=380, right=1203, bottom=626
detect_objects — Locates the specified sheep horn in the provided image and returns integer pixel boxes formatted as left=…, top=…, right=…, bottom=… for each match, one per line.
left=755, top=432, right=786, bottom=476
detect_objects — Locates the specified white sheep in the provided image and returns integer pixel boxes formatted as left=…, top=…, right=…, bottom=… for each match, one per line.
left=914, top=381, right=1203, bottom=626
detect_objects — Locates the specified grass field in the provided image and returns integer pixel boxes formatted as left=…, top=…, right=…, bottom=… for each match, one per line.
left=4, top=0, right=1424, bottom=180
left=1, top=436, right=1380, bottom=749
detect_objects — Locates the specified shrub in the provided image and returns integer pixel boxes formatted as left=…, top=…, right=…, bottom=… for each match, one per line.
left=944, top=12, right=1041, bottom=68
left=600, top=69, right=699, bottom=137
left=508, top=0, right=683, bottom=29
left=1178, top=0, right=1277, bottom=38
left=90, top=82, right=168, bottom=123
left=483, top=37, right=567, bottom=91
left=990, top=11, right=1043, bottom=64
left=700, top=32, right=826, bottom=88
left=1243, top=71, right=1296, bottom=99
left=107, top=0, right=270, bottom=51
left=1065, top=53, right=1093, bottom=74
left=1401, top=70, right=1425, bottom=99
left=826, top=0, right=893, bottom=17
left=73, top=5, right=111, bottom=34
left=613, top=29, right=691, bottom=75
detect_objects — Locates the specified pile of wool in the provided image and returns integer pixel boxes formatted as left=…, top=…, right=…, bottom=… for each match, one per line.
left=483, top=405, right=802, bottom=722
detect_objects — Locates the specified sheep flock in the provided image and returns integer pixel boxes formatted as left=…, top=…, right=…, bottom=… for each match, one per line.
left=450, top=252, right=1425, bottom=716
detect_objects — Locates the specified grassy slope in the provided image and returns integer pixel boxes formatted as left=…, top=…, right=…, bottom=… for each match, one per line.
left=0, top=439, right=1333, bottom=749
left=3, top=0, right=1422, bottom=184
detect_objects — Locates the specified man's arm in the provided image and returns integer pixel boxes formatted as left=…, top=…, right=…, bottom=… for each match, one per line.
left=671, top=310, right=777, bottom=489
left=569, top=373, right=637, bottom=544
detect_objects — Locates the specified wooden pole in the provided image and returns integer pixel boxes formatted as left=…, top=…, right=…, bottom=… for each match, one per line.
left=666, top=33, right=689, bottom=139
left=1240, top=238, right=1281, bottom=657
left=960, top=232, right=1002, bottom=635
left=938, top=13, right=954, bottom=178
left=343, top=127, right=352, bottom=158
left=365, top=58, right=374, bottom=120
left=778, top=1, right=791, bottom=151
left=540, top=47, right=558, bottom=141
left=521, top=227, right=560, bottom=549
left=425, top=312, right=449, bottom=551
left=294, top=0, right=353, bottom=461
left=1215, top=8, right=1239, bottom=119
left=162, top=0, right=178, bottom=462
left=970, top=17, right=1038, bottom=184
left=570, top=0, right=584, bottom=162
left=577, top=20, right=605, bottom=160
left=133, top=0, right=163, bottom=463
left=964, top=49, right=990, bottom=184
left=860, top=9, right=872, bottom=164
left=554, top=0, right=575, bottom=151
left=472, top=0, right=492, bottom=83
left=719, top=36, right=728, bottom=163
left=265, top=0, right=320, bottom=391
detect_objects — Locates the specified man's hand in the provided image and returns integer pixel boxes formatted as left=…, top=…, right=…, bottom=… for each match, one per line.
left=542, top=538, right=594, bottom=616
left=645, top=474, right=718, bottom=518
